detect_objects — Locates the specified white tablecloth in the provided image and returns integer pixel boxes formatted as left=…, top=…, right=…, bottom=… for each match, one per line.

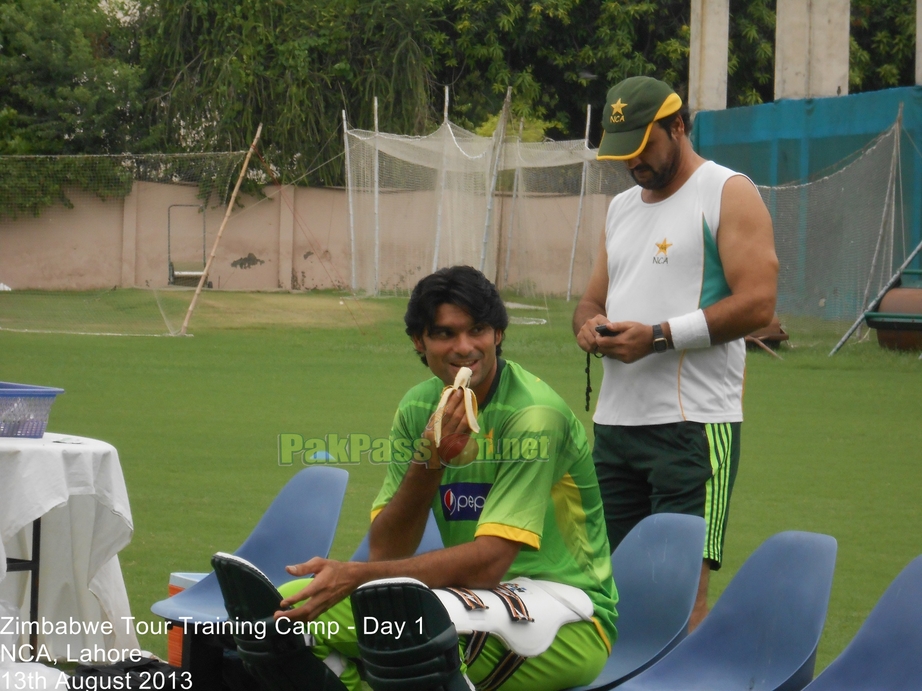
left=0, top=433, right=139, bottom=661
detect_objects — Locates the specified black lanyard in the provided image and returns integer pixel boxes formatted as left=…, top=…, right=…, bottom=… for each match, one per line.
left=585, top=351, right=603, bottom=411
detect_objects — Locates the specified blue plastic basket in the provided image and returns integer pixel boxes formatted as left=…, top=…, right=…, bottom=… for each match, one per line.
left=0, top=382, right=65, bottom=438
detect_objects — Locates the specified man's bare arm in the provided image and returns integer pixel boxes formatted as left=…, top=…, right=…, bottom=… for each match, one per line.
left=275, top=535, right=521, bottom=622
left=591, top=175, right=778, bottom=363
left=367, top=463, right=443, bottom=561
left=698, top=175, right=778, bottom=343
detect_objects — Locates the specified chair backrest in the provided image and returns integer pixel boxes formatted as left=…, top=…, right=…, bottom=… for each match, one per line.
left=608, top=513, right=706, bottom=682
left=618, top=531, right=837, bottom=691
left=350, top=510, right=444, bottom=562
left=151, top=466, right=348, bottom=623
left=236, top=465, right=349, bottom=583
left=803, top=555, right=922, bottom=691
left=352, top=578, right=470, bottom=691
left=565, top=513, right=706, bottom=691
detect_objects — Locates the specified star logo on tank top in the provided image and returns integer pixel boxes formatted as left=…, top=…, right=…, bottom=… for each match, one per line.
left=653, top=238, right=672, bottom=264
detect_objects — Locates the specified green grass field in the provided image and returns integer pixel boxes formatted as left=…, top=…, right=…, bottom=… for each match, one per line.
left=1, top=291, right=920, bottom=673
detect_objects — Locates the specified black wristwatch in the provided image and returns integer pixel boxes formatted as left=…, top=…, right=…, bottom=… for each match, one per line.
left=652, top=324, right=669, bottom=353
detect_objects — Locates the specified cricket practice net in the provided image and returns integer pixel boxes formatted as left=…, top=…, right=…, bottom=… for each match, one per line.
left=756, top=123, right=907, bottom=323
left=344, top=118, right=634, bottom=298
left=0, top=117, right=905, bottom=336
left=345, top=115, right=906, bottom=325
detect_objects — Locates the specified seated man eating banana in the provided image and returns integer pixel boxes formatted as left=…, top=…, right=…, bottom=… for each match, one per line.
left=270, top=266, right=617, bottom=691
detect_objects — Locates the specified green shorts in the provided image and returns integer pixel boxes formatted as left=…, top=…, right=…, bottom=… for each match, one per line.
left=592, top=421, right=740, bottom=569
left=277, top=579, right=609, bottom=691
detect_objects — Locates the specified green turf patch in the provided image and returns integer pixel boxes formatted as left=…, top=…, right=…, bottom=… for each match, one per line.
left=1, top=296, right=919, bottom=670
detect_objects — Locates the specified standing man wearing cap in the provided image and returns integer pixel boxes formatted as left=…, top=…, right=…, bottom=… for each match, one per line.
left=572, top=76, right=778, bottom=628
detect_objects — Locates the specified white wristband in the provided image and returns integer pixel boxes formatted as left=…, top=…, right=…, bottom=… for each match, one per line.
left=668, top=310, right=711, bottom=350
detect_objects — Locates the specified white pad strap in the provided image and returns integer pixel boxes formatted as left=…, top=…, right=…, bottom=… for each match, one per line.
left=434, top=578, right=593, bottom=657
left=668, top=309, right=711, bottom=350
left=356, top=576, right=594, bottom=658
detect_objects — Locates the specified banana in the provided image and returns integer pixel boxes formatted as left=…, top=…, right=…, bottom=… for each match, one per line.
left=433, top=366, right=481, bottom=445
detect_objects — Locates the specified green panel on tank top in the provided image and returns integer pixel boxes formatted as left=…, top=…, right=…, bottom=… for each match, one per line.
left=700, top=216, right=732, bottom=309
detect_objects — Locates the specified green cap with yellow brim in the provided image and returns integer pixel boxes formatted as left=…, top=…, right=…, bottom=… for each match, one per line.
left=597, top=77, right=683, bottom=161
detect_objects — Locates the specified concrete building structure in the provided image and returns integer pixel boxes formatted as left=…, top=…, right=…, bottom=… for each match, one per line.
left=0, top=184, right=351, bottom=293
left=917, top=0, right=922, bottom=85
left=689, top=0, right=729, bottom=113
left=689, top=0, right=854, bottom=111
left=0, top=184, right=605, bottom=296
left=774, top=0, right=851, bottom=100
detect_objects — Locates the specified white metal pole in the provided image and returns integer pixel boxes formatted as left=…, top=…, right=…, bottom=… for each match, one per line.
left=433, top=87, right=450, bottom=272
left=886, top=118, right=900, bottom=296
left=503, top=119, right=525, bottom=284
left=480, top=87, right=512, bottom=273
left=860, top=119, right=900, bottom=319
left=567, top=105, right=592, bottom=301
left=342, top=110, right=357, bottom=292
left=373, top=97, right=380, bottom=295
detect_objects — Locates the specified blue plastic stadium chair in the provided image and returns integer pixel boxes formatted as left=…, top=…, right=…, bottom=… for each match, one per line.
left=612, top=531, right=837, bottom=691
left=565, top=513, right=706, bottom=691
left=800, top=555, right=922, bottom=691
left=151, top=466, right=349, bottom=624
left=349, top=509, right=444, bottom=562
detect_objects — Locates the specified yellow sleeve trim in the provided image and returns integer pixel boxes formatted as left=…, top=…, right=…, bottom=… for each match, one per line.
left=370, top=506, right=385, bottom=523
left=475, top=523, right=541, bottom=550
left=591, top=617, right=612, bottom=654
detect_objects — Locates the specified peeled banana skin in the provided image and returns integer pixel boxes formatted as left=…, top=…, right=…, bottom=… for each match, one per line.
left=433, top=366, right=481, bottom=446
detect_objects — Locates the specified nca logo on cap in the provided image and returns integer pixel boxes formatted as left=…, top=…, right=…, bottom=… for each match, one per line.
left=440, top=483, right=491, bottom=521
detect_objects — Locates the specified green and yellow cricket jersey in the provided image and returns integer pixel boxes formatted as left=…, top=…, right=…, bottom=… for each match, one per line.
left=372, top=359, right=618, bottom=648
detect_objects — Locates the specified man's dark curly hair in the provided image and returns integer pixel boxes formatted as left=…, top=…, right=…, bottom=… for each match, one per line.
left=405, top=266, right=509, bottom=366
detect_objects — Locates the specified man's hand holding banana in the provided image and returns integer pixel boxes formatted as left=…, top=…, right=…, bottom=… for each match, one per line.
left=423, top=366, right=481, bottom=469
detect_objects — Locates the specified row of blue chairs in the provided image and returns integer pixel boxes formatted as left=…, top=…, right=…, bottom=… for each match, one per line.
left=151, top=466, right=922, bottom=691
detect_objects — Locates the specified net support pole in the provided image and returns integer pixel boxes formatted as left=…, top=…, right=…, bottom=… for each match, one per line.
left=859, top=116, right=902, bottom=323
left=567, top=104, right=592, bottom=301
left=343, top=110, right=357, bottom=291
left=373, top=97, right=381, bottom=295
left=480, top=87, right=512, bottom=273
left=432, top=87, right=450, bottom=273
left=179, top=123, right=262, bottom=336
left=502, top=119, right=525, bottom=286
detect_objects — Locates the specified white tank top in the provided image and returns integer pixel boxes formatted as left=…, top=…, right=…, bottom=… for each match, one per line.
left=594, top=161, right=747, bottom=426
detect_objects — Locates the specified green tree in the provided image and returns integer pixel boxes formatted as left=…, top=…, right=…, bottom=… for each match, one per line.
left=135, top=0, right=445, bottom=183
left=7, top=0, right=917, bottom=189
left=850, top=0, right=915, bottom=92
left=0, top=0, right=143, bottom=154
left=433, top=0, right=693, bottom=140
left=727, top=0, right=775, bottom=106
left=433, top=0, right=776, bottom=136
left=134, top=0, right=705, bottom=172
left=0, top=0, right=145, bottom=218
